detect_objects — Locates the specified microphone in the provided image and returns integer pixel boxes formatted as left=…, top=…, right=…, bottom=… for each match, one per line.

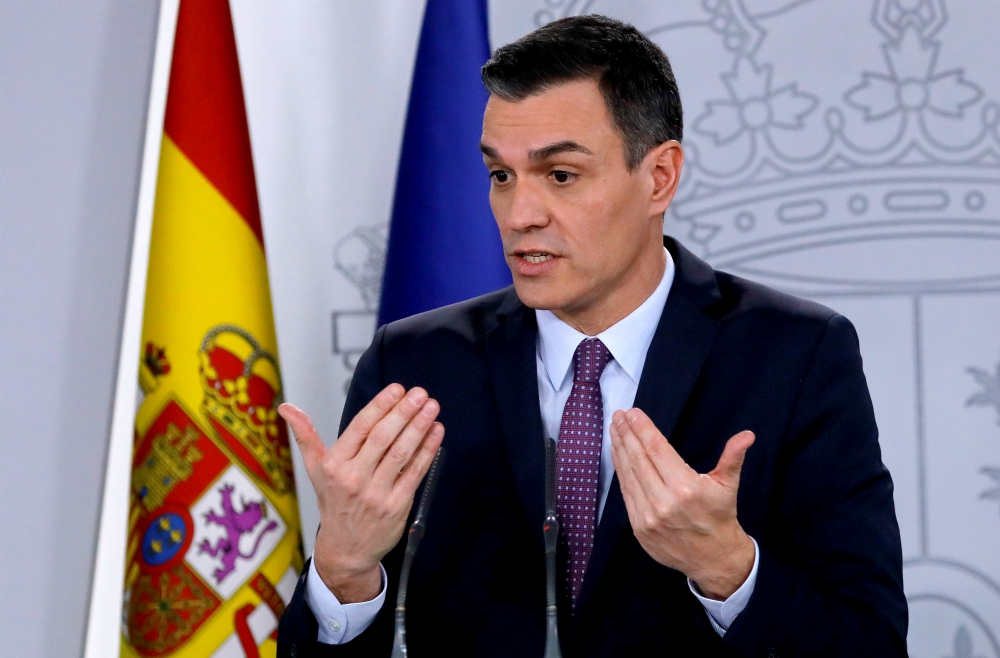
left=543, top=438, right=563, bottom=658
left=391, top=446, right=446, bottom=658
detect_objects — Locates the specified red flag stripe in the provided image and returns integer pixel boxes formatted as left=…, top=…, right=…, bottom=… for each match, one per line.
left=164, top=0, right=264, bottom=247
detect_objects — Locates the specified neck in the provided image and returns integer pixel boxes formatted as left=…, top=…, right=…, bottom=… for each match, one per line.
left=553, top=239, right=666, bottom=336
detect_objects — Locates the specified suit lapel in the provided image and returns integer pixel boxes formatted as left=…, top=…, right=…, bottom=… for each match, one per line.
left=575, top=238, right=723, bottom=617
left=485, top=287, right=547, bottom=549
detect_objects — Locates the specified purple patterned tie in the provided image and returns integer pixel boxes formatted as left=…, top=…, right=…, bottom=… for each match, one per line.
left=556, top=337, right=613, bottom=606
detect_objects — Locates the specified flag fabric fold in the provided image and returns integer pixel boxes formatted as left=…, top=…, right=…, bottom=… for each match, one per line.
left=122, top=2, right=302, bottom=657
left=378, top=0, right=511, bottom=326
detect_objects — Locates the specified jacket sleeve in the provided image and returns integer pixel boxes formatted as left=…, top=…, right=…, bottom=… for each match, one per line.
left=277, top=325, right=408, bottom=657
left=724, top=314, right=907, bottom=657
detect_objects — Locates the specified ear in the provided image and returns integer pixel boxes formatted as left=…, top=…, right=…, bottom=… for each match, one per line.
left=646, top=140, right=684, bottom=216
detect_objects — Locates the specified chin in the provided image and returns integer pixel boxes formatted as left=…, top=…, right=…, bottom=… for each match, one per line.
left=511, top=278, right=569, bottom=311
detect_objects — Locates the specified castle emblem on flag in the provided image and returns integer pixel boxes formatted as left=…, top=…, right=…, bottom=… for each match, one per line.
left=132, top=422, right=203, bottom=513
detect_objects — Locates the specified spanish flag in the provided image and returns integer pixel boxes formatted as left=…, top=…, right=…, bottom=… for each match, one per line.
left=121, top=2, right=302, bottom=657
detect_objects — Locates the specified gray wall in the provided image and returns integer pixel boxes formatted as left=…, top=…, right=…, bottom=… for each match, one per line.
left=0, top=2, right=158, bottom=656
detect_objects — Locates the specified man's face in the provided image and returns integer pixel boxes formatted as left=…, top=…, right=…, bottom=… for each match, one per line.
left=480, top=79, right=678, bottom=317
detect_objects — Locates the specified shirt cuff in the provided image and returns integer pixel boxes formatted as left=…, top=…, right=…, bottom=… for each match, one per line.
left=687, top=536, right=759, bottom=636
left=304, top=558, right=387, bottom=644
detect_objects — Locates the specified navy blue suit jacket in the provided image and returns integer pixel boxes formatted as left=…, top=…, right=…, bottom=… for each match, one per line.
left=278, top=238, right=907, bottom=657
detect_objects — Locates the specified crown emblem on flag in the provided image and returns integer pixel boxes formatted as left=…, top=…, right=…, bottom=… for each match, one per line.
left=139, top=341, right=172, bottom=395
left=198, top=324, right=293, bottom=494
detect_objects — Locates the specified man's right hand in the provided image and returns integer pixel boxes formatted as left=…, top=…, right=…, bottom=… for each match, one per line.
left=278, top=384, right=445, bottom=603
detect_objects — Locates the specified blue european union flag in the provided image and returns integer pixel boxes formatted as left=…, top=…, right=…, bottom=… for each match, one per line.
left=378, top=0, right=512, bottom=326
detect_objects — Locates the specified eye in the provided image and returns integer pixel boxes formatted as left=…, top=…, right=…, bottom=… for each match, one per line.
left=490, top=170, right=509, bottom=183
left=551, top=170, right=574, bottom=184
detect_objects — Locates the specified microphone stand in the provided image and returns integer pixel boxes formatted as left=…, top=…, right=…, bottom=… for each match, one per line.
left=391, top=447, right=447, bottom=658
left=543, top=438, right=563, bottom=658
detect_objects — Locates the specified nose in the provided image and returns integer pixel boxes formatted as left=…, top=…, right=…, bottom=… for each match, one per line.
left=504, top=178, right=549, bottom=233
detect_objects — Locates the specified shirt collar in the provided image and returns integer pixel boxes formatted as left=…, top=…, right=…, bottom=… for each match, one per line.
left=535, top=247, right=675, bottom=391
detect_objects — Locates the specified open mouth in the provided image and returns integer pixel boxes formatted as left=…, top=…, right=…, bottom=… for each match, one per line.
left=519, top=252, right=554, bottom=264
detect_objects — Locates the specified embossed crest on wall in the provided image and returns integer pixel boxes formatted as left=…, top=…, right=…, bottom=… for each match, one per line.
left=331, top=224, right=387, bottom=392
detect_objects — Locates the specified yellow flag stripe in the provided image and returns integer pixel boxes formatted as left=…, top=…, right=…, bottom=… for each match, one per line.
left=138, top=135, right=278, bottom=434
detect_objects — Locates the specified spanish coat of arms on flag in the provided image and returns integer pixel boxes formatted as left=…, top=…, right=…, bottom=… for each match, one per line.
left=121, top=1, right=303, bottom=656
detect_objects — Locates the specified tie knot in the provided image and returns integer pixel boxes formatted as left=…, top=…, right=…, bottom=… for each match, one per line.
left=572, top=338, right=612, bottom=384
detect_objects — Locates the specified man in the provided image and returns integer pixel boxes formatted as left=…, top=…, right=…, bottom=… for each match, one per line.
left=277, top=15, right=906, bottom=657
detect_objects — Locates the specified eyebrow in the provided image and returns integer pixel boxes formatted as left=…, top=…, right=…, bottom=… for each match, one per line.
left=529, top=140, right=593, bottom=160
left=478, top=140, right=595, bottom=161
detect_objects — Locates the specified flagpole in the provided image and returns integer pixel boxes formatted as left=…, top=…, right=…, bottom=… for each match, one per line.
left=83, top=2, right=181, bottom=656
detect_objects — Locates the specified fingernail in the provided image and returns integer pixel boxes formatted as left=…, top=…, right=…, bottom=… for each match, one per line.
left=421, top=400, right=438, bottom=416
left=407, top=388, right=427, bottom=404
left=626, top=408, right=640, bottom=423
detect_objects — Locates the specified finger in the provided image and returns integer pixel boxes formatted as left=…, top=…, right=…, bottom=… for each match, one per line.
left=372, top=398, right=440, bottom=484
left=609, top=417, right=628, bottom=482
left=278, top=403, right=326, bottom=474
left=611, top=411, right=644, bottom=489
left=336, top=383, right=406, bottom=458
left=354, top=387, right=429, bottom=469
left=624, top=408, right=689, bottom=480
left=615, top=411, right=668, bottom=501
left=610, top=420, right=640, bottom=506
left=610, top=419, right=653, bottom=525
left=708, top=430, right=755, bottom=490
left=392, top=422, right=445, bottom=500
left=609, top=412, right=633, bottom=479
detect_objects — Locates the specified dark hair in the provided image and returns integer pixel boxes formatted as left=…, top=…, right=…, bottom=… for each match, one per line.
left=481, top=15, right=682, bottom=170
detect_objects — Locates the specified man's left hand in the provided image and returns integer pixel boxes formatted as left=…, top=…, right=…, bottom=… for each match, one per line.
left=609, top=408, right=756, bottom=600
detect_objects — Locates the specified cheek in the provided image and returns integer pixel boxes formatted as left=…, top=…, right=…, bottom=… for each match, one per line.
left=564, top=196, right=626, bottom=261
left=599, top=182, right=650, bottom=245
left=488, top=190, right=510, bottom=230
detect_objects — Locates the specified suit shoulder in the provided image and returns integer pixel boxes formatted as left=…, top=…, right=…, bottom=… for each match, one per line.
left=381, top=286, right=512, bottom=346
left=713, top=270, right=841, bottom=329
left=708, top=271, right=864, bottom=377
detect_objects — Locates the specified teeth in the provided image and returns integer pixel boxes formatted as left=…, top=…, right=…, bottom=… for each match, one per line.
left=522, top=253, right=552, bottom=264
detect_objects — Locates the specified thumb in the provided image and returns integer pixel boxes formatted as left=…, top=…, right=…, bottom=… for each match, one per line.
left=278, top=403, right=326, bottom=473
left=708, top=430, right=755, bottom=490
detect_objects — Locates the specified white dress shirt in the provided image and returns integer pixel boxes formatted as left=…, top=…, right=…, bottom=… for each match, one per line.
left=306, top=248, right=758, bottom=643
